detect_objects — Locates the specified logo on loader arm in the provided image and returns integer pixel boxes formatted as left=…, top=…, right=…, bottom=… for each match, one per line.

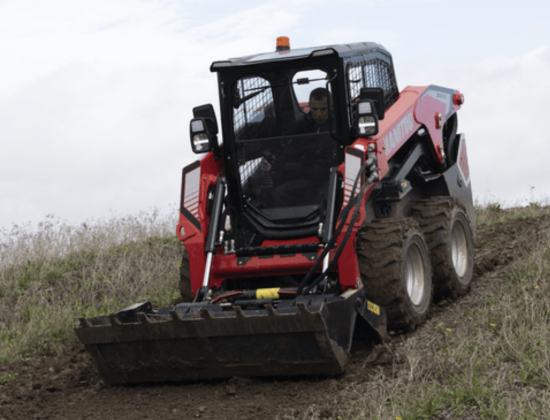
left=383, top=112, right=414, bottom=156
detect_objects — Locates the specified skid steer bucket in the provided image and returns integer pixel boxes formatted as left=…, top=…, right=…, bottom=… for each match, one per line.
left=75, top=289, right=387, bottom=384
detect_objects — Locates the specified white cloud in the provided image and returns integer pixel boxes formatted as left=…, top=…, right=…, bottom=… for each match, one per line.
left=469, top=46, right=550, bottom=204
left=400, top=44, right=550, bottom=204
left=2, top=0, right=550, bottom=229
left=0, top=0, right=314, bottom=228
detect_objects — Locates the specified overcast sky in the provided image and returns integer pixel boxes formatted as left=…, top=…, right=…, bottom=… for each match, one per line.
left=1, top=0, right=549, bottom=229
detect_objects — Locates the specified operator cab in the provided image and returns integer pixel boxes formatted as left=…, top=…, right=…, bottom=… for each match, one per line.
left=232, top=67, right=339, bottom=216
left=189, top=38, right=399, bottom=248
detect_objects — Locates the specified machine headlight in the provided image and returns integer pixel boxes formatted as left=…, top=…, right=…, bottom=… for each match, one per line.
left=358, top=101, right=372, bottom=115
left=192, top=133, right=211, bottom=152
left=358, top=116, right=377, bottom=136
left=355, top=99, right=379, bottom=137
left=191, top=119, right=205, bottom=133
left=190, top=118, right=214, bottom=154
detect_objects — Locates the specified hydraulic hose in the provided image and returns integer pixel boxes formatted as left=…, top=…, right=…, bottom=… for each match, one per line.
left=299, top=173, right=375, bottom=295
left=297, top=156, right=377, bottom=295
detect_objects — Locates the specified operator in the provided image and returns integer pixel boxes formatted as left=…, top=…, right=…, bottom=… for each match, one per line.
left=295, top=87, right=331, bottom=134
left=268, top=87, right=337, bottom=207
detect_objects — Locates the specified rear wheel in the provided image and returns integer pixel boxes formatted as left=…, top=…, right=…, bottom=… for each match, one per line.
left=411, top=197, right=474, bottom=299
left=179, top=246, right=193, bottom=302
left=357, top=218, right=433, bottom=331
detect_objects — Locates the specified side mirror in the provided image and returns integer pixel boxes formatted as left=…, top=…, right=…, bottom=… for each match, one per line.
left=359, top=88, right=385, bottom=120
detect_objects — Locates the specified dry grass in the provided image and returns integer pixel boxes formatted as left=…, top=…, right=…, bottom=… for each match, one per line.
left=2, top=203, right=550, bottom=419
left=337, top=207, right=550, bottom=419
left=276, top=203, right=550, bottom=420
left=475, top=197, right=550, bottom=228
left=0, top=210, right=182, bottom=365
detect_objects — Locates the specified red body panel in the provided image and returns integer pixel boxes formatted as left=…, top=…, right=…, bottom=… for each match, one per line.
left=210, top=249, right=322, bottom=286
left=176, top=151, right=222, bottom=293
left=177, top=86, right=463, bottom=296
left=210, top=236, right=323, bottom=288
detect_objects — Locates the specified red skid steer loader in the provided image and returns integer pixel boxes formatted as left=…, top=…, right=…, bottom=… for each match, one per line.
left=75, top=37, right=475, bottom=384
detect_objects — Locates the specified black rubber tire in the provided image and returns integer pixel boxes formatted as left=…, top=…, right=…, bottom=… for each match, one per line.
left=357, top=218, right=433, bottom=331
left=411, top=197, right=474, bottom=299
left=179, top=246, right=194, bottom=302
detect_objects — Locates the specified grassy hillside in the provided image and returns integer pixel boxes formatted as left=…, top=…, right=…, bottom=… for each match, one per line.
left=1, top=204, right=550, bottom=419
left=361, top=239, right=549, bottom=419
left=341, top=203, right=550, bottom=420
left=0, top=211, right=182, bottom=366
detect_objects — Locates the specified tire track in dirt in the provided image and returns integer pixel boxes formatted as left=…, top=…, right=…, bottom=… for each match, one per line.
left=1, top=216, right=549, bottom=420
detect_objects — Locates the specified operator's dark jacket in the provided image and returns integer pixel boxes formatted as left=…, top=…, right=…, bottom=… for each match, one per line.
left=294, top=112, right=330, bottom=135
left=269, top=113, right=337, bottom=207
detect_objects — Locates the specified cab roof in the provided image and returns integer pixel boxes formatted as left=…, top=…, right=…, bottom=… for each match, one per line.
left=210, top=42, right=391, bottom=71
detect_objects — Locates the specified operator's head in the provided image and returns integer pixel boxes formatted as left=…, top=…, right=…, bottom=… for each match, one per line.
left=309, top=88, right=329, bottom=126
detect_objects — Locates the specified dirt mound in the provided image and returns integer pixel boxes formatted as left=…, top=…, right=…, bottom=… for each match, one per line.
left=1, top=215, right=548, bottom=420
left=473, top=216, right=548, bottom=277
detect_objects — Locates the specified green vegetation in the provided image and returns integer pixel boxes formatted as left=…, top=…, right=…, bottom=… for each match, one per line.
left=335, top=203, right=550, bottom=420
left=0, top=372, right=17, bottom=385
left=0, top=212, right=181, bottom=365
left=475, top=197, right=550, bottom=228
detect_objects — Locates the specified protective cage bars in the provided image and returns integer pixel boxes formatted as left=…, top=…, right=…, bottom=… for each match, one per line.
left=346, top=56, right=399, bottom=121
left=233, top=76, right=273, bottom=141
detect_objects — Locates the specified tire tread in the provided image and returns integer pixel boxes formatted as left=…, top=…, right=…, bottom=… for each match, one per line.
left=357, top=218, right=432, bottom=330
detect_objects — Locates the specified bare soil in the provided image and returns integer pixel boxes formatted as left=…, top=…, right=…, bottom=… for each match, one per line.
left=1, top=216, right=548, bottom=420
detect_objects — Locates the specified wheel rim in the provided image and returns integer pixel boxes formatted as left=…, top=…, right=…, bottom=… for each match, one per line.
left=405, top=242, right=426, bottom=306
left=451, top=220, right=469, bottom=279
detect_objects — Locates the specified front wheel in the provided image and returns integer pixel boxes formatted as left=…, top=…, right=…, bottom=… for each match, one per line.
left=357, top=218, right=433, bottom=331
